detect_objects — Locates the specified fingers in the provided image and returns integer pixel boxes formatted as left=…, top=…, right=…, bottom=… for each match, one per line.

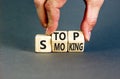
left=45, top=0, right=67, bottom=35
left=34, top=0, right=66, bottom=35
left=34, top=0, right=103, bottom=40
left=34, top=0, right=47, bottom=28
left=81, top=0, right=104, bottom=41
left=45, top=0, right=60, bottom=35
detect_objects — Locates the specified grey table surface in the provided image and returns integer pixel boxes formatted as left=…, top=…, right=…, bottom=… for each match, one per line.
left=0, top=0, right=120, bottom=79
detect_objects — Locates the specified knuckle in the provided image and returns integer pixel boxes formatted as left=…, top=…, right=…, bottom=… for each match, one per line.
left=45, top=1, right=53, bottom=10
left=87, top=19, right=97, bottom=26
left=34, top=0, right=44, bottom=8
left=45, top=0, right=67, bottom=10
left=45, top=0, right=66, bottom=9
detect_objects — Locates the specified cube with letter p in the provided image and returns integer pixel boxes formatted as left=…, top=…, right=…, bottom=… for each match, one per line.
left=68, top=31, right=84, bottom=52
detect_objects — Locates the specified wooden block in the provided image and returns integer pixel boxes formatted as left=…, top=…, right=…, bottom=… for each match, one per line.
left=35, top=34, right=51, bottom=53
left=52, top=31, right=67, bottom=52
left=68, top=31, right=84, bottom=52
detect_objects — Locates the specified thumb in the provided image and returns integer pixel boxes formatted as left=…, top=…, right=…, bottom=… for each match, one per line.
left=81, top=0, right=104, bottom=41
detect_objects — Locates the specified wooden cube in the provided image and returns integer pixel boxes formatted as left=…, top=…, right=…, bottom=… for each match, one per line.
left=68, top=31, right=84, bottom=52
left=52, top=31, right=67, bottom=52
left=35, top=34, right=51, bottom=53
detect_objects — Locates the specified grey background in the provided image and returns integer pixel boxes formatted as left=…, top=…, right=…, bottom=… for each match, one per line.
left=0, top=0, right=120, bottom=79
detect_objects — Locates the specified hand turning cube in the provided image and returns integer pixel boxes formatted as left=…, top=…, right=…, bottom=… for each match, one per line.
left=35, top=31, right=85, bottom=53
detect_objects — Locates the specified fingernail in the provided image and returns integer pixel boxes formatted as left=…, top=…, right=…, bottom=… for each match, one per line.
left=45, top=28, right=49, bottom=35
left=87, top=31, right=91, bottom=41
left=44, top=24, right=47, bottom=28
left=45, top=28, right=51, bottom=35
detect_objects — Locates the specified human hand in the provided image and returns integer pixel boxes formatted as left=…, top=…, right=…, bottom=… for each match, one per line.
left=34, top=0, right=104, bottom=41
left=34, top=0, right=66, bottom=34
left=81, top=0, right=104, bottom=41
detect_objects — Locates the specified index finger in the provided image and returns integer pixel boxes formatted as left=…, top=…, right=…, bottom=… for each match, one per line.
left=45, top=0, right=67, bottom=35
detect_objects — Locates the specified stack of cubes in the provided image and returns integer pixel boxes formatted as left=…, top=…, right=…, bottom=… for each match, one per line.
left=35, top=31, right=85, bottom=53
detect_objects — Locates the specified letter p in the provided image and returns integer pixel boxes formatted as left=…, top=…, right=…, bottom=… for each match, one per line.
left=73, top=32, right=79, bottom=40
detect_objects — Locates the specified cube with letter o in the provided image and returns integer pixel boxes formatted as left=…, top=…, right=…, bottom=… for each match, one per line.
left=51, top=31, right=68, bottom=52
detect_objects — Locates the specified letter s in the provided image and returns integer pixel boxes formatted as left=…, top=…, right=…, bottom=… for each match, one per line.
left=40, top=40, right=46, bottom=49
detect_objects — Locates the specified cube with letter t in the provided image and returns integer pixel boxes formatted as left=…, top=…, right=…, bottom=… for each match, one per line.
left=52, top=31, right=68, bottom=52
left=68, top=31, right=84, bottom=52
